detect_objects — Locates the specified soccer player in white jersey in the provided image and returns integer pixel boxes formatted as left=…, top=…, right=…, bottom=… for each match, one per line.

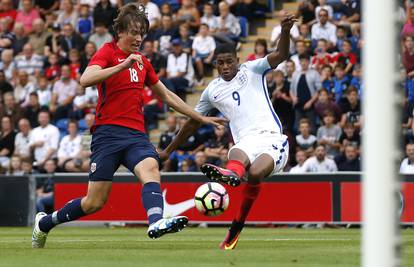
left=161, top=14, right=296, bottom=250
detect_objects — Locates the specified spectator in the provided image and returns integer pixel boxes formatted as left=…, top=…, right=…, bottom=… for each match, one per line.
left=153, top=14, right=179, bottom=56
left=59, top=23, right=86, bottom=58
left=158, top=114, right=177, bottom=150
left=311, top=38, right=332, bottom=72
left=402, top=5, right=414, bottom=38
left=339, top=122, right=360, bottom=153
left=142, top=39, right=167, bottom=79
left=178, top=23, right=192, bottom=54
left=36, top=159, right=56, bottom=213
left=278, top=40, right=307, bottom=73
left=191, top=150, right=207, bottom=171
left=0, top=115, right=15, bottom=168
left=14, top=117, right=31, bottom=158
left=12, top=22, right=28, bottom=55
left=74, top=112, right=94, bottom=172
left=80, top=41, right=97, bottom=73
left=335, top=25, right=347, bottom=52
left=314, top=0, right=333, bottom=22
left=332, top=63, right=350, bottom=103
left=0, top=69, right=13, bottom=95
left=350, top=64, right=362, bottom=95
left=339, top=86, right=362, bottom=129
left=284, top=59, right=296, bottom=86
left=400, top=142, right=414, bottom=174
left=0, top=92, right=22, bottom=126
left=0, top=17, right=14, bottom=53
left=142, top=0, right=161, bottom=30
left=0, top=0, right=17, bottom=30
left=314, top=88, right=342, bottom=123
left=77, top=4, right=93, bottom=40
left=316, top=111, right=342, bottom=158
left=295, top=118, right=317, bottom=156
left=34, top=0, right=59, bottom=17
left=289, top=150, right=307, bottom=173
left=213, top=1, right=241, bottom=47
left=311, top=9, right=337, bottom=48
left=204, top=126, right=232, bottom=164
left=320, top=64, right=334, bottom=92
left=29, top=110, right=60, bottom=168
left=0, top=49, right=14, bottom=81
left=246, top=38, right=267, bottom=62
left=165, top=39, right=195, bottom=101
left=69, top=86, right=88, bottom=120
left=44, top=23, right=62, bottom=57
left=270, top=13, right=299, bottom=54
left=192, top=23, right=215, bottom=84
left=15, top=0, right=40, bottom=34
left=28, top=18, right=50, bottom=55
left=402, top=100, right=414, bottom=144
left=143, top=86, right=163, bottom=131
left=160, top=2, right=173, bottom=17
left=14, top=70, right=35, bottom=106
left=68, top=48, right=81, bottom=80
left=93, top=0, right=117, bottom=33
left=270, top=70, right=294, bottom=132
left=7, top=155, right=23, bottom=175
left=23, top=92, right=41, bottom=127
left=35, top=76, right=52, bottom=107
left=57, top=120, right=81, bottom=171
left=21, top=156, right=32, bottom=174
left=336, top=0, right=361, bottom=26
left=298, top=23, right=312, bottom=48
left=201, top=3, right=219, bottom=32
left=303, top=144, right=338, bottom=172
left=332, top=39, right=357, bottom=74
left=290, top=53, right=321, bottom=132
left=336, top=144, right=360, bottom=171
left=403, top=36, right=414, bottom=104
left=88, top=22, right=113, bottom=49
left=176, top=0, right=200, bottom=32
left=50, top=64, right=77, bottom=120
left=14, top=43, right=44, bottom=76
left=57, top=0, right=78, bottom=28
left=44, top=53, right=61, bottom=81
left=297, top=0, right=317, bottom=26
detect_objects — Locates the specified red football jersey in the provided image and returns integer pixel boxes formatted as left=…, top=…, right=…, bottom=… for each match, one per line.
left=88, top=40, right=159, bottom=133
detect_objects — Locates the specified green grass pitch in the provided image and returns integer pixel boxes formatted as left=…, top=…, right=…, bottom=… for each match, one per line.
left=1, top=227, right=414, bottom=267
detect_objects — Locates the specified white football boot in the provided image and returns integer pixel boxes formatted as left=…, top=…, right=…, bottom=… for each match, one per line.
left=147, top=216, right=188, bottom=239
left=32, top=212, right=49, bottom=248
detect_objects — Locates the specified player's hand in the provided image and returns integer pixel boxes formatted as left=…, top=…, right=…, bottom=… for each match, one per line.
left=159, top=150, right=170, bottom=162
left=119, top=54, right=144, bottom=70
left=200, top=116, right=228, bottom=127
left=280, top=12, right=297, bottom=32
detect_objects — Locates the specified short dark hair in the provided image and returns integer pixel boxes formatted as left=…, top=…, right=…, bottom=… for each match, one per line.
left=214, top=44, right=236, bottom=58
left=113, top=3, right=149, bottom=36
left=346, top=86, right=358, bottom=95
left=299, top=53, right=310, bottom=61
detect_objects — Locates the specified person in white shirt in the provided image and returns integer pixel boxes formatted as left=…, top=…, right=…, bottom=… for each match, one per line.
left=201, top=3, right=219, bottom=32
left=14, top=118, right=32, bottom=158
left=161, top=13, right=296, bottom=250
left=14, top=43, right=44, bottom=76
left=35, top=76, right=52, bottom=107
left=270, top=14, right=299, bottom=54
left=88, top=22, right=113, bottom=49
left=289, top=150, right=307, bottom=173
left=303, top=144, right=337, bottom=172
left=29, top=110, right=60, bottom=168
left=192, top=23, right=216, bottom=84
left=400, top=143, right=414, bottom=174
left=311, top=9, right=337, bottom=48
left=315, top=0, right=334, bottom=22
left=50, top=65, right=77, bottom=120
left=142, top=0, right=161, bottom=29
left=14, top=70, right=35, bottom=106
left=57, top=120, right=82, bottom=171
left=212, top=1, right=241, bottom=47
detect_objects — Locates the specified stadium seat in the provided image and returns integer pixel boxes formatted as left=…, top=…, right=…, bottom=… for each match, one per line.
left=56, top=118, right=69, bottom=138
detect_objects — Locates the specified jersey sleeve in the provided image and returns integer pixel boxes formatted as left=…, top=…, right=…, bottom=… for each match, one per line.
left=143, top=56, right=159, bottom=86
left=194, top=87, right=214, bottom=116
left=244, top=56, right=272, bottom=74
left=88, top=44, right=112, bottom=69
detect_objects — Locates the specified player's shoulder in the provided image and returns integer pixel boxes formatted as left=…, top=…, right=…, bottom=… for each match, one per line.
left=97, top=41, right=116, bottom=53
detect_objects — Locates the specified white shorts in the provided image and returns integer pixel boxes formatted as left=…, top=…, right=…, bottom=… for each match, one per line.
left=229, top=132, right=289, bottom=176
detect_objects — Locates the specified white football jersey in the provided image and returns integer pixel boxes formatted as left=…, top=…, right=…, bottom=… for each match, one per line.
left=195, top=56, right=283, bottom=144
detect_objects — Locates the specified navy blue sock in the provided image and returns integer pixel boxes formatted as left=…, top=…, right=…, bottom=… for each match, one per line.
left=39, top=198, right=86, bottom=232
left=141, top=182, right=164, bottom=225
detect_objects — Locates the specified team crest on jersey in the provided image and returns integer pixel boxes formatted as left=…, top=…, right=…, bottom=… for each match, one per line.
left=237, top=71, right=248, bottom=86
left=91, top=162, right=97, bottom=173
left=138, top=63, right=143, bottom=70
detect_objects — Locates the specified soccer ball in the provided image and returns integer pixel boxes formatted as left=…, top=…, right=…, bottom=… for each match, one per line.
left=194, top=182, right=229, bottom=216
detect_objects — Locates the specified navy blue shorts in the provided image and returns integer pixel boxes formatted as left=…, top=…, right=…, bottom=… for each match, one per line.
left=89, top=125, right=159, bottom=181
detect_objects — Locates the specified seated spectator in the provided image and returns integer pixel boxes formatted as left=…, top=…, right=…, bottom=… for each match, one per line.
left=335, top=26, right=347, bottom=53
left=311, top=39, right=332, bottom=72
left=290, top=40, right=308, bottom=73
left=246, top=38, right=267, bottom=62
left=192, top=23, right=215, bottom=84
left=7, top=155, right=23, bottom=175
left=15, top=0, right=40, bottom=34
left=80, top=42, right=97, bottom=73
left=284, top=59, right=296, bottom=86
left=332, top=63, right=350, bottom=103
left=77, top=4, right=93, bottom=40
left=190, top=150, right=207, bottom=171
left=69, top=86, right=88, bottom=120
left=179, top=158, right=195, bottom=172
left=14, top=70, right=35, bottom=106
left=320, top=64, right=334, bottom=92
left=0, top=0, right=17, bottom=30
left=153, top=14, right=179, bottom=56
left=29, top=110, right=60, bottom=168
left=57, top=120, right=81, bottom=171
left=142, top=0, right=161, bottom=30
left=317, top=111, right=342, bottom=158
left=88, top=22, right=113, bottom=50
left=350, top=64, right=362, bottom=95
left=289, top=150, right=308, bottom=173
left=0, top=92, right=22, bottom=127
left=23, top=92, right=41, bottom=127
left=93, top=0, right=117, bottom=33
left=57, top=0, right=78, bottom=28
left=204, top=126, right=232, bottom=165
left=44, top=53, right=61, bottom=81
left=314, top=88, right=342, bottom=123
left=12, top=22, right=28, bottom=55
left=74, top=113, right=94, bottom=172
left=0, top=115, right=15, bottom=168
left=0, top=69, right=13, bottom=95
left=201, top=3, right=218, bottom=32
left=160, top=3, right=173, bottom=17
left=165, top=39, right=195, bottom=101
left=303, top=144, right=338, bottom=172
left=176, top=0, right=200, bottom=32
left=14, top=118, right=31, bottom=158
left=28, top=18, right=50, bottom=55
left=402, top=5, right=414, bottom=38
left=314, top=0, right=333, bottom=22
left=50, top=64, right=77, bottom=120
left=339, top=122, right=360, bottom=153
left=336, top=144, right=360, bottom=171
left=142, top=39, right=167, bottom=79
left=270, top=70, right=294, bottom=132
left=44, top=23, right=62, bottom=57
left=400, top=142, right=414, bottom=174
left=332, top=40, right=357, bottom=74
left=298, top=23, right=312, bottom=48
left=35, top=76, right=52, bottom=107
left=143, top=86, right=163, bottom=131
left=297, top=0, right=316, bottom=26
left=158, top=114, right=177, bottom=150
left=36, top=159, right=56, bottom=213
left=295, top=118, right=317, bottom=156
left=68, top=49, right=81, bottom=80
left=59, top=23, right=85, bottom=58
left=311, top=9, right=336, bottom=48
left=0, top=49, right=16, bottom=81
left=212, top=1, right=241, bottom=47
left=178, top=23, right=192, bottom=54
left=336, top=0, right=361, bottom=26
left=21, top=156, right=32, bottom=174
left=270, top=12, right=299, bottom=54
left=14, top=43, right=44, bottom=77
left=339, top=86, right=362, bottom=129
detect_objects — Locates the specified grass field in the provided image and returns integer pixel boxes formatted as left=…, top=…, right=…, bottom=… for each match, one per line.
left=1, top=227, right=414, bottom=267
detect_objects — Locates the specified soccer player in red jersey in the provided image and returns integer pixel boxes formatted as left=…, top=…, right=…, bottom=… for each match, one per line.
left=32, top=3, right=226, bottom=248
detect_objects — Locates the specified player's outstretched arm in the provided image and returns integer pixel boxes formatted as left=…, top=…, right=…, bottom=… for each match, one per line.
left=151, top=81, right=227, bottom=127
left=267, top=13, right=297, bottom=69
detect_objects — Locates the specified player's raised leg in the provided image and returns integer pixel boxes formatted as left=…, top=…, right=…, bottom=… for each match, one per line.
left=133, top=157, right=188, bottom=239
left=32, top=181, right=112, bottom=248
left=200, top=148, right=250, bottom=187
left=220, top=154, right=274, bottom=250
